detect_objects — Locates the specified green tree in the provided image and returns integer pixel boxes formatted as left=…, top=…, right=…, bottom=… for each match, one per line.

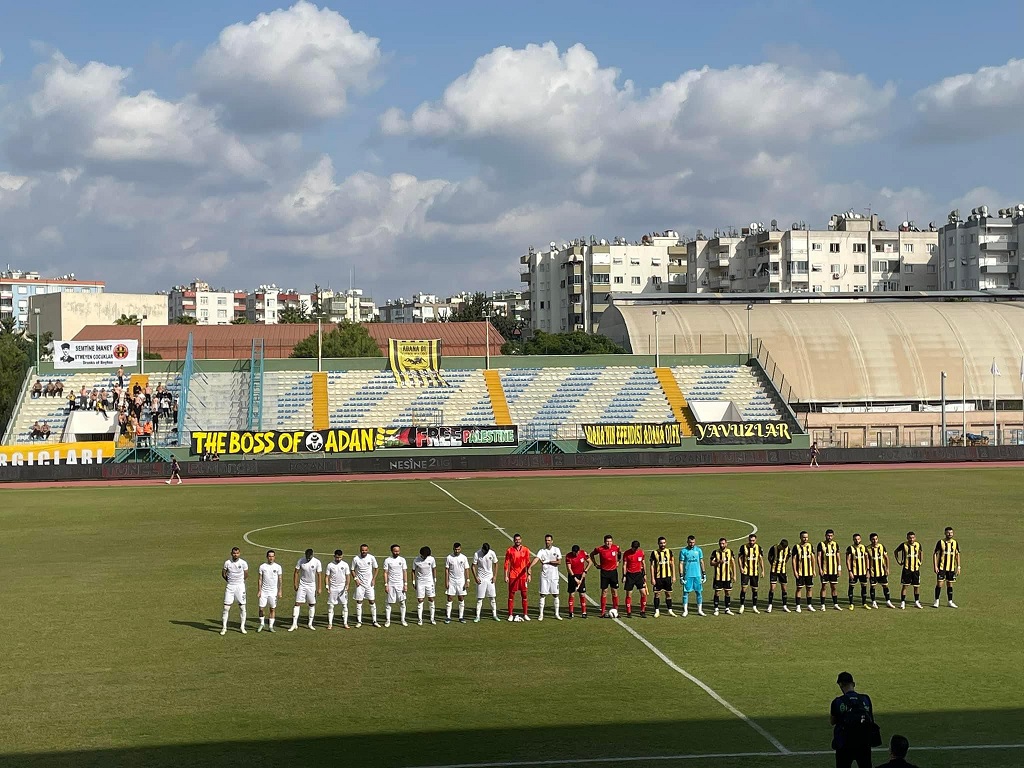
left=291, top=320, right=382, bottom=358
left=0, top=323, right=31, bottom=438
left=505, top=330, right=625, bottom=355
left=447, top=291, right=518, bottom=342
left=175, top=315, right=198, bottom=325
left=230, top=316, right=249, bottom=325
left=115, top=314, right=141, bottom=325
left=278, top=304, right=311, bottom=324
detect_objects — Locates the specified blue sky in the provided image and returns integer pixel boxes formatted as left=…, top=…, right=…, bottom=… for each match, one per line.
left=0, top=0, right=1021, bottom=299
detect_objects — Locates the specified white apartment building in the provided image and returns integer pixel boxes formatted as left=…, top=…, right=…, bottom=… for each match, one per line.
left=521, top=233, right=684, bottom=332
left=687, top=213, right=939, bottom=294
left=168, top=280, right=245, bottom=325
left=246, top=285, right=280, bottom=324
left=379, top=293, right=459, bottom=323
left=323, top=289, right=378, bottom=323
left=1, top=270, right=105, bottom=330
left=938, top=204, right=1024, bottom=291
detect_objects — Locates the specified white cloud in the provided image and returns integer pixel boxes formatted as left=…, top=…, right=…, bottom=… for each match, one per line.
left=0, top=172, right=29, bottom=192
left=195, top=1, right=381, bottom=132
left=913, top=58, right=1024, bottom=142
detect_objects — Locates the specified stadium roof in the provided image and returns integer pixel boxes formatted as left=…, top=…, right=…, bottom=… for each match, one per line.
left=73, top=322, right=505, bottom=360
left=598, top=302, right=1024, bottom=403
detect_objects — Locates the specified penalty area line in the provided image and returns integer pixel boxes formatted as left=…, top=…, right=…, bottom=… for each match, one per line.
left=429, top=482, right=789, bottom=756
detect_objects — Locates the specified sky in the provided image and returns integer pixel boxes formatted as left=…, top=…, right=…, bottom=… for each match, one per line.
left=0, top=0, right=1022, bottom=300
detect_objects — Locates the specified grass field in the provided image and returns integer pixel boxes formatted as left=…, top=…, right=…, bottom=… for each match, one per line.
left=2, top=469, right=1023, bottom=768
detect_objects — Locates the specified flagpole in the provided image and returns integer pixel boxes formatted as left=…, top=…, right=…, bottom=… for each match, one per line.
left=993, top=358, right=998, bottom=446
left=962, top=358, right=967, bottom=446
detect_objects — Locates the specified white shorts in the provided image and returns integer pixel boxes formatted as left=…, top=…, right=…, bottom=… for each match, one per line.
left=416, top=581, right=436, bottom=599
left=224, top=585, right=246, bottom=605
left=295, top=583, right=318, bottom=605
left=355, top=585, right=375, bottom=602
left=258, top=592, right=277, bottom=609
left=476, top=581, right=496, bottom=599
left=328, top=589, right=348, bottom=606
left=386, top=586, right=407, bottom=604
left=540, top=572, right=560, bottom=595
left=447, top=579, right=467, bottom=597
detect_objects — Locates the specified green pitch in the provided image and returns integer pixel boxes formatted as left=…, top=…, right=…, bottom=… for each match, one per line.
left=2, top=469, right=1022, bottom=768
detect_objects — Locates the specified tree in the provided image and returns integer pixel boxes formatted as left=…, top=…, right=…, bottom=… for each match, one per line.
left=175, top=315, right=198, bottom=325
left=291, top=320, right=382, bottom=358
left=115, top=314, right=141, bottom=325
left=504, top=330, right=625, bottom=355
left=230, top=316, right=249, bottom=324
left=278, top=304, right=311, bottom=324
left=0, top=323, right=31, bottom=439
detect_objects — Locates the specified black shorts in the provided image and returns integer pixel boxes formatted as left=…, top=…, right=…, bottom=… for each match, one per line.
left=600, top=570, right=619, bottom=590
left=821, top=573, right=839, bottom=585
left=901, top=569, right=921, bottom=586
left=769, top=572, right=788, bottom=585
left=653, top=576, right=673, bottom=593
left=870, top=575, right=888, bottom=585
left=849, top=574, right=867, bottom=584
left=937, top=569, right=957, bottom=583
left=624, top=572, right=646, bottom=591
left=567, top=574, right=587, bottom=594
left=796, top=575, right=814, bottom=588
left=712, top=579, right=732, bottom=591
left=741, top=574, right=760, bottom=588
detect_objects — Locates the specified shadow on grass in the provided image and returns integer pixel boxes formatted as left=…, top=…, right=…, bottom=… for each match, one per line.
left=3, top=711, right=1024, bottom=768
left=168, top=619, right=223, bottom=633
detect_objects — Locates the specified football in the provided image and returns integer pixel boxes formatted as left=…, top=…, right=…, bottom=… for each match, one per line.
left=607, top=608, right=619, bottom=619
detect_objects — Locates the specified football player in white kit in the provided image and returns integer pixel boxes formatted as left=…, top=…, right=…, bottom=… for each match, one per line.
left=531, top=534, right=563, bottom=621
left=256, top=549, right=283, bottom=632
left=352, top=544, right=380, bottom=628
left=289, top=548, right=323, bottom=632
left=445, top=542, right=470, bottom=624
left=326, top=549, right=351, bottom=630
left=383, top=544, right=409, bottom=627
left=413, top=546, right=437, bottom=626
left=221, top=547, right=248, bottom=635
left=472, top=542, right=500, bottom=623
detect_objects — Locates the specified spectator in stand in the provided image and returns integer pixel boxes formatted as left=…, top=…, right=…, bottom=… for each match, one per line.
left=54, top=380, right=64, bottom=398
left=31, top=380, right=43, bottom=398
left=67, top=392, right=77, bottom=412
left=96, top=395, right=108, bottom=419
left=877, top=735, right=918, bottom=768
left=172, top=396, right=179, bottom=426
left=89, top=389, right=99, bottom=411
left=143, top=420, right=153, bottom=446
left=45, top=381, right=54, bottom=397
left=116, top=365, right=125, bottom=388
left=118, top=412, right=129, bottom=440
left=151, top=407, right=160, bottom=436
left=135, top=420, right=146, bottom=446
left=30, top=421, right=44, bottom=440
left=78, top=387, right=89, bottom=410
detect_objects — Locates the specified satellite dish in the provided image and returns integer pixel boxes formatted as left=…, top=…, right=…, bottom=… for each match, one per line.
left=770, top=219, right=778, bottom=230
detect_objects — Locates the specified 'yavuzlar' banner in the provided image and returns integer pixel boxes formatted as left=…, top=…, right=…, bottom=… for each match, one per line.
left=695, top=421, right=793, bottom=445
left=54, top=339, right=138, bottom=370
left=387, top=339, right=448, bottom=387
left=379, top=425, right=518, bottom=449
left=0, top=441, right=116, bottom=466
left=190, top=426, right=518, bottom=455
left=582, top=423, right=682, bottom=449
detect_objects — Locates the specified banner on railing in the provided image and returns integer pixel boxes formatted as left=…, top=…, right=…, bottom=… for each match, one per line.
left=0, top=440, right=116, bottom=466
left=387, top=339, right=447, bottom=387
left=582, top=423, right=682, bottom=449
left=54, top=340, right=138, bottom=370
left=694, top=421, right=793, bottom=445
left=190, top=426, right=518, bottom=455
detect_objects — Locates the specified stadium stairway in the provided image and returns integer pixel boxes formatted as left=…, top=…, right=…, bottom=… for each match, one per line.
left=655, top=367, right=695, bottom=436
left=483, top=370, right=512, bottom=426
left=311, top=372, right=329, bottom=430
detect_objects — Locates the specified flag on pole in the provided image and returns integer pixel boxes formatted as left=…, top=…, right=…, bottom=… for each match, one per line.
left=1019, top=355, right=1024, bottom=382
left=991, top=359, right=1001, bottom=377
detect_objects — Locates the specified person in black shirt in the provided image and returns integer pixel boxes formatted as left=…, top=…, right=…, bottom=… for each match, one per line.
left=830, top=672, right=874, bottom=768
left=876, top=734, right=918, bottom=768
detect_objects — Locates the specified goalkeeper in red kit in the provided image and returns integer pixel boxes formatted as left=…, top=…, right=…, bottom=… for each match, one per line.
left=504, top=533, right=533, bottom=619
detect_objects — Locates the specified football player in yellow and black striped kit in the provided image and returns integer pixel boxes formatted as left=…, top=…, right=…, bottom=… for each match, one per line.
left=933, top=526, right=961, bottom=609
left=737, top=533, right=764, bottom=614
left=845, top=533, right=870, bottom=610
left=791, top=531, right=817, bottom=612
left=817, top=529, right=843, bottom=611
left=766, top=538, right=790, bottom=613
left=894, top=531, right=924, bottom=609
left=867, top=533, right=895, bottom=609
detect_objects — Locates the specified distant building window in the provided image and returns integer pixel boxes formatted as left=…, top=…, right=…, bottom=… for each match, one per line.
left=200, top=296, right=208, bottom=305
left=631, top=276, right=641, bottom=286
left=811, top=243, right=823, bottom=251
left=592, top=273, right=610, bottom=284
left=904, top=244, right=914, bottom=253
left=792, top=261, right=808, bottom=274
left=829, top=243, right=840, bottom=253
left=829, top=286, right=841, bottom=293
left=853, top=243, right=867, bottom=253
left=927, top=265, right=936, bottom=273
left=829, top=264, right=841, bottom=274
left=853, top=265, right=866, bottom=273
left=614, top=276, right=624, bottom=284
left=217, top=297, right=227, bottom=305
left=872, top=260, right=886, bottom=272
left=904, top=264, right=913, bottom=273
left=853, top=285, right=867, bottom=292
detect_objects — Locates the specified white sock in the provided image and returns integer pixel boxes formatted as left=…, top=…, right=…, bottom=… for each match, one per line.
left=259, top=614, right=265, bottom=626
left=307, top=606, right=315, bottom=626
left=371, top=604, right=377, bottom=622
left=357, top=604, right=363, bottom=624
left=269, top=615, right=275, bottom=627
left=239, top=606, right=246, bottom=625
left=490, top=598, right=497, bottom=617
left=476, top=600, right=483, bottom=619
left=430, top=602, right=436, bottom=621
left=400, top=601, right=407, bottom=622
left=328, top=606, right=335, bottom=627
left=458, top=601, right=465, bottom=619
left=446, top=601, right=453, bottom=619
left=386, top=605, right=392, bottom=623
left=418, top=602, right=424, bottom=622
left=222, top=605, right=230, bottom=630
left=554, top=597, right=560, bottom=615
left=342, top=606, right=348, bottom=626
left=291, top=606, right=300, bottom=626
left=539, top=596, right=546, bottom=616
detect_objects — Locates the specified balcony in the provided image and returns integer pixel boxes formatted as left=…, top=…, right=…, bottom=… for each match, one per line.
left=712, top=256, right=730, bottom=268
left=520, top=271, right=532, bottom=283
left=981, top=263, right=1017, bottom=274
left=791, top=271, right=810, bottom=281
left=980, top=241, right=1018, bottom=252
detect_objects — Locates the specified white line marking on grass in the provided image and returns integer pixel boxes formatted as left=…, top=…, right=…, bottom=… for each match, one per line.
left=410, top=742, right=1024, bottom=768
left=430, top=482, right=789, bottom=756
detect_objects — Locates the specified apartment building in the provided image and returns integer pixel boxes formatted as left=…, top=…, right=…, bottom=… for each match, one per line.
left=168, top=279, right=246, bottom=324
left=246, top=285, right=280, bottom=324
left=521, top=233, right=683, bottom=332
left=938, top=204, right=1024, bottom=291
left=687, top=212, right=939, bottom=294
left=0, top=269, right=105, bottom=329
left=322, top=289, right=378, bottom=323
left=379, top=293, right=460, bottom=323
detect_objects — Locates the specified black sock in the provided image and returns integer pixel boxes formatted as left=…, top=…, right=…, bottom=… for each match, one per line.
left=848, top=585, right=855, bottom=605
left=739, top=593, right=746, bottom=607
left=883, top=586, right=891, bottom=600
left=935, top=586, right=941, bottom=601
left=947, top=586, right=954, bottom=602
left=870, top=586, right=876, bottom=601
left=820, top=594, right=827, bottom=607
left=832, top=594, right=839, bottom=606
left=807, top=596, right=813, bottom=607
left=714, top=595, right=720, bottom=609
left=768, top=590, right=775, bottom=606
left=861, top=586, right=867, bottom=605
left=782, top=592, right=788, bottom=606
left=654, top=596, right=660, bottom=610
left=666, top=597, right=672, bottom=610
left=724, top=595, right=731, bottom=609
left=751, top=589, right=758, bottom=607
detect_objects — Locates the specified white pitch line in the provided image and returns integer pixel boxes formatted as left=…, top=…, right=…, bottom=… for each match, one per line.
left=410, top=742, right=1024, bottom=768
left=429, top=482, right=789, bottom=756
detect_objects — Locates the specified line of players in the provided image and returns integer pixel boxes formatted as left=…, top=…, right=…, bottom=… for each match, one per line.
left=218, top=527, right=962, bottom=634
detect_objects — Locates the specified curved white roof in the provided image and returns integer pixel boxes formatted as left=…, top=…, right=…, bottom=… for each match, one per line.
left=599, top=302, right=1024, bottom=402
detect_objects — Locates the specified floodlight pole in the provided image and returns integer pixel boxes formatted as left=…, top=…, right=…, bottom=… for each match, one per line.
left=484, top=313, right=491, bottom=370
left=140, top=314, right=148, bottom=374
left=317, top=317, right=323, bottom=373
left=940, top=371, right=947, bottom=446
left=33, top=308, right=41, bottom=369
left=652, top=310, right=665, bottom=367
left=746, top=303, right=753, bottom=360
